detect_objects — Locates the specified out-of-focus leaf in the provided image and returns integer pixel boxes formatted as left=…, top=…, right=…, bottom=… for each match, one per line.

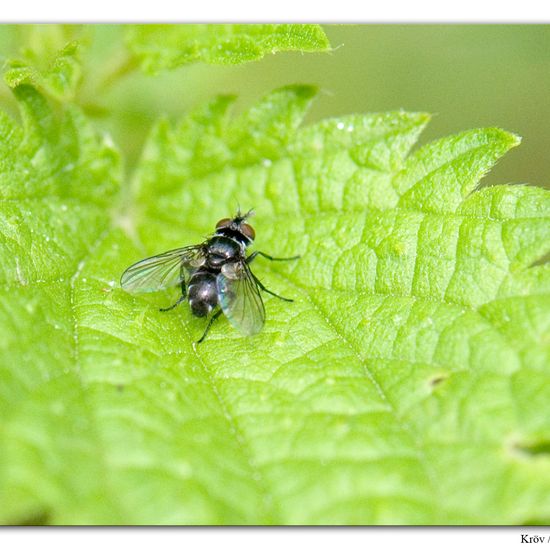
left=4, top=39, right=82, bottom=101
left=125, top=24, right=331, bottom=73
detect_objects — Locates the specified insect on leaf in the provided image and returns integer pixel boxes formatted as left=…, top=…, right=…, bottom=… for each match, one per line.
left=0, top=83, right=549, bottom=525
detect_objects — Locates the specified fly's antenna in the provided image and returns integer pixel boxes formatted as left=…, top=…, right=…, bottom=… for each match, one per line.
left=234, top=206, right=254, bottom=223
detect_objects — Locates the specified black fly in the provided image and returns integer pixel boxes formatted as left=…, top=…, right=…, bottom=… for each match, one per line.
left=120, top=210, right=299, bottom=343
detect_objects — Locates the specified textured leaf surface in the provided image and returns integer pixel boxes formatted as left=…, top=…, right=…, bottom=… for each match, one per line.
left=4, top=37, right=82, bottom=101
left=125, top=24, right=330, bottom=73
left=1, top=84, right=549, bottom=525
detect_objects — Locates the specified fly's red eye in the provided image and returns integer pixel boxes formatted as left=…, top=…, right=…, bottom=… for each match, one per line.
left=241, top=223, right=255, bottom=241
left=215, top=218, right=231, bottom=230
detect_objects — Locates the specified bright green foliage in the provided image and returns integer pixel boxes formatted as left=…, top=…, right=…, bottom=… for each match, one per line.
left=0, top=83, right=549, bottom=525
left=0, top=84, right=121, bottom=523
left=4, top=37, right=82, bottom=100
left=125, top=24, right=331, bottom=73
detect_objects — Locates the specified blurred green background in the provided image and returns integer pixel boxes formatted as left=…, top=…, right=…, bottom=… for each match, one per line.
left=1, top=24, right=549, bottom=188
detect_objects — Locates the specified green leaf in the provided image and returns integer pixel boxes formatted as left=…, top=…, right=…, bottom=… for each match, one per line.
left=3, top=26, right=84, bottom=101
left=0, top=85, right=121, bottom=523
left=125, top=24, right=331, bottom=73
left=1, top=85, right=549, bottom=525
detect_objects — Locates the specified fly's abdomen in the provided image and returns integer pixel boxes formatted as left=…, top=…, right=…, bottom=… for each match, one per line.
left=187, top=271, right=218, bottom=317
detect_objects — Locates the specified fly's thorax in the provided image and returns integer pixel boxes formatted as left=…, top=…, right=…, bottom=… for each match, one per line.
left=187, top=270, right=218, bottom=318
left=205, top=236, right=245, bottom=268
left=215, top=226, right=253, bottom=246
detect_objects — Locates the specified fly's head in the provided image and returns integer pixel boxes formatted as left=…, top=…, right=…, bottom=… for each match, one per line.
left=215, top=209, right=256, bottom=245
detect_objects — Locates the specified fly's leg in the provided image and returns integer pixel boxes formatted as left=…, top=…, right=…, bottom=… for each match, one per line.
left=196, top=309, right=223, bottom=344
left=247, top=251, right=298, bottom=302
left=159, top=296, right=185, bottom=312
left=247, top=251, right=300, bottom=263
left=159, top=281, right=186, bottom=312
left=251, top=272, right=293, bottom=302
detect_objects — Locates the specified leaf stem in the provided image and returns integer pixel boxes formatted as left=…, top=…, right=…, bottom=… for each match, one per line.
left=96, top=51, right=139, bottom=93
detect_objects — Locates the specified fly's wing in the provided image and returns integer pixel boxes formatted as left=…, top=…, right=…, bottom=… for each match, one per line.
left=120, top=245, right=205, bottom=294
left=216, top=261, right=265, bottom=336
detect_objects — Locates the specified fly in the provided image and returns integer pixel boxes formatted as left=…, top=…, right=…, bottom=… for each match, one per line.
left=120, top=210, right=299, bottom=343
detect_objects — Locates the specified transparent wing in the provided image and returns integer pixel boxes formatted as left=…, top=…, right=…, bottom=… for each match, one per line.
left=216, top=262, right=265, bottom=336
left=120, top=245, right=205, bottom=294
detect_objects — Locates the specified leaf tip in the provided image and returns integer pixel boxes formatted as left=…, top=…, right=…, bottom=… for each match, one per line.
left=404, top=111, right=432, bottom=133
left=417, top=112, right=432, bottom=126
left=487, top=127, right=522, bottom=152
left=509, top=131, right=522, bottom=148
left=284, top=83, right=318, bottom=101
